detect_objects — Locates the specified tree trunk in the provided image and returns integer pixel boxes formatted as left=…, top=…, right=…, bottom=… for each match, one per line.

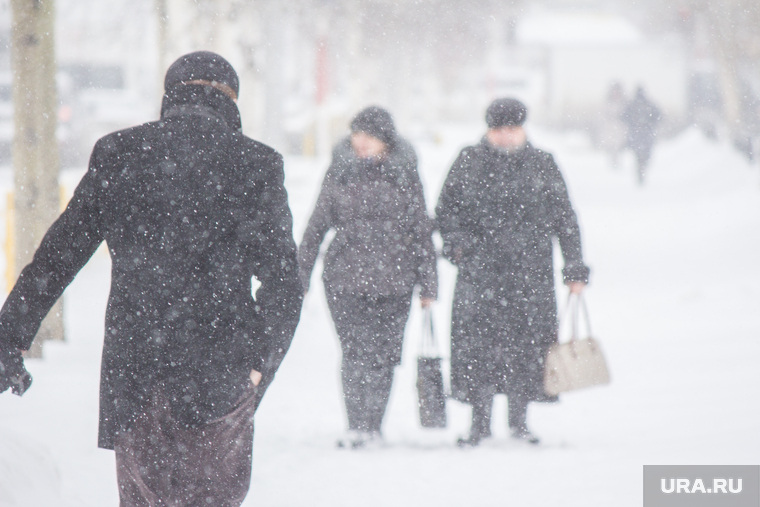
left=10, top=0, right=63, bottom=358
left=156, top=0, right=168, bottom=95
left=705, top=3, right=741, bottom=131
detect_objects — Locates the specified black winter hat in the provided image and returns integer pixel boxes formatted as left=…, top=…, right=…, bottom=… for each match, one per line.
left=350, top=106, right=397, bottom=146
left=164, top=51, right=240, bottom=97
left=485, top=98, right=528, bottom=128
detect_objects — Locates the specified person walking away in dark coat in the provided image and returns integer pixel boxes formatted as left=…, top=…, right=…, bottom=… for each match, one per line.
left=622, top=86, right=662, bottom=185
left=298, top=106, right=438, bottom=449
left=436, top=98, right=590, bottom=447
left=0, top=51, right=303, bottom=505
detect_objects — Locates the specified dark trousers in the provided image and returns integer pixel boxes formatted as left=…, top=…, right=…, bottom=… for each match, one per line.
left=326, top=289, right=413, bottom=434
left=114, top=385, right=259, bottom=507
left=469, top=390, right=530, bottom=438
left=342, top=358, right=394, bottom=432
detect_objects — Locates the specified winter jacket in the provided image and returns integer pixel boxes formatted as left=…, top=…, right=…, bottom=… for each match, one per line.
left=0, top=84, right=303, bottom=449
left=436, top=138, right=589, bottom=403
left=298, top=137, right=437, bottom=300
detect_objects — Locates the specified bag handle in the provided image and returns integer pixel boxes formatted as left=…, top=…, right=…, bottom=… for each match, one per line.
left=419, top=307, right=440, bottom=357
left=558, top=292, right=593, bottom=342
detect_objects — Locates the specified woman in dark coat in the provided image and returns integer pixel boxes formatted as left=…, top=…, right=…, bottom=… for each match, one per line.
left=436, top=98, right=590, bottom=446
left=298, top=106, right=437, bottom=448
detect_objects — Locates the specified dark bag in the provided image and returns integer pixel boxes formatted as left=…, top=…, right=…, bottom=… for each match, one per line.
left=416, top=308, right=447, bottom=428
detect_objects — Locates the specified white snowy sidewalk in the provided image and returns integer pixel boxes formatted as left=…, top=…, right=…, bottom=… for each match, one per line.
left=0, top=126, right=758, bottom=506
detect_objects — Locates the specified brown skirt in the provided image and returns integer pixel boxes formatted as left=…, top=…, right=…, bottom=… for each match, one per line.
left=114, top=384, right=259, bottom=507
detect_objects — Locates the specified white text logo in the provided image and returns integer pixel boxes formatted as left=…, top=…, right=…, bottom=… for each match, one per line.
left=661, top=478, right=743, bottom=494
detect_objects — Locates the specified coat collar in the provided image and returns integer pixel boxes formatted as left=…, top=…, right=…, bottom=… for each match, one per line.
left=160, top=84, right=242, bottom=132
left=479, top=136, right=531, bottom=158
left=333, top=135, right=415, bottom=180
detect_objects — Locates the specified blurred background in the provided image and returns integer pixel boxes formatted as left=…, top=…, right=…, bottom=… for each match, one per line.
left=0, top=0, right=759, bottom=167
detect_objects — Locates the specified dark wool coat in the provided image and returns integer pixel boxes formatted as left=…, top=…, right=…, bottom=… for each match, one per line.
left=0, top=85, right=303, bottom=449
left=436, top=138, right=589, bottom=403
left=298, top=137, right=437, bottom=301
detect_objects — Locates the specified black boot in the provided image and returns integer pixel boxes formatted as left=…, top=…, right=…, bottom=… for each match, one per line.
left=456, top=429, right=490, bottom=447
left=457, top=395, right=492, bottom=447
left=508, top=395, right=539, bottom=445
left=510, top=426, right=540, bottom=445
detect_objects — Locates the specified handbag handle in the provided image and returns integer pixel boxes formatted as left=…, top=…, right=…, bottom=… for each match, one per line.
left=419, top=307, right=440, bottom=357
left=558, top=292, right=593, bottom=342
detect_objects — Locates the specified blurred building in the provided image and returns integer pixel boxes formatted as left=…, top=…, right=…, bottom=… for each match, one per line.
left=0, top=0, right=158, bottom=167
left=511, top=6, right=687, bottom=131
left=1, top=0, right=739, bottom=162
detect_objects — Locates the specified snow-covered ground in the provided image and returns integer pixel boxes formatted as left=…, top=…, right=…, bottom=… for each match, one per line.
left=0, top=125, right=758, bottom=506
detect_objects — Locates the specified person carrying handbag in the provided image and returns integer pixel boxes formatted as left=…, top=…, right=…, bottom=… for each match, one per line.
left=435, top=98, right=590, bottom=447
left=298, top=106, right=438, bottom=449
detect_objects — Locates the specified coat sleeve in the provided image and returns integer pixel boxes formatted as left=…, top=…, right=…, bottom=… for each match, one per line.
left=243, top=151, right=303, bottom=383
left=401, top=147, right=438, bottom=300
left=296, top=155, right=340, bottom=293
left=0, top=140, right=109, bottom=350
left=435, top=148, right=480, bottom=266
left=541, top=153, right=590, bottom=283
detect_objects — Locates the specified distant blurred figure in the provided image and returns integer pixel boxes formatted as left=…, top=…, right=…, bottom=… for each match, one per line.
left=298, top=106, right=438, bottom=449
left=622, top=86, right=662, bottom=185
left=597, top=82, right=627, bottom=169
left=688, top=71, right=722, bottom=141
left=733, top=82, right=760, bottom=163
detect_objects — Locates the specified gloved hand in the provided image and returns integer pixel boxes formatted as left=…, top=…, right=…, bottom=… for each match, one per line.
left=0, top=345, right=32, bottom=396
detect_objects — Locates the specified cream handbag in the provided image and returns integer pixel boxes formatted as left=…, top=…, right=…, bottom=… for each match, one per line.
left=544, top=293, right=610, bottom=396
